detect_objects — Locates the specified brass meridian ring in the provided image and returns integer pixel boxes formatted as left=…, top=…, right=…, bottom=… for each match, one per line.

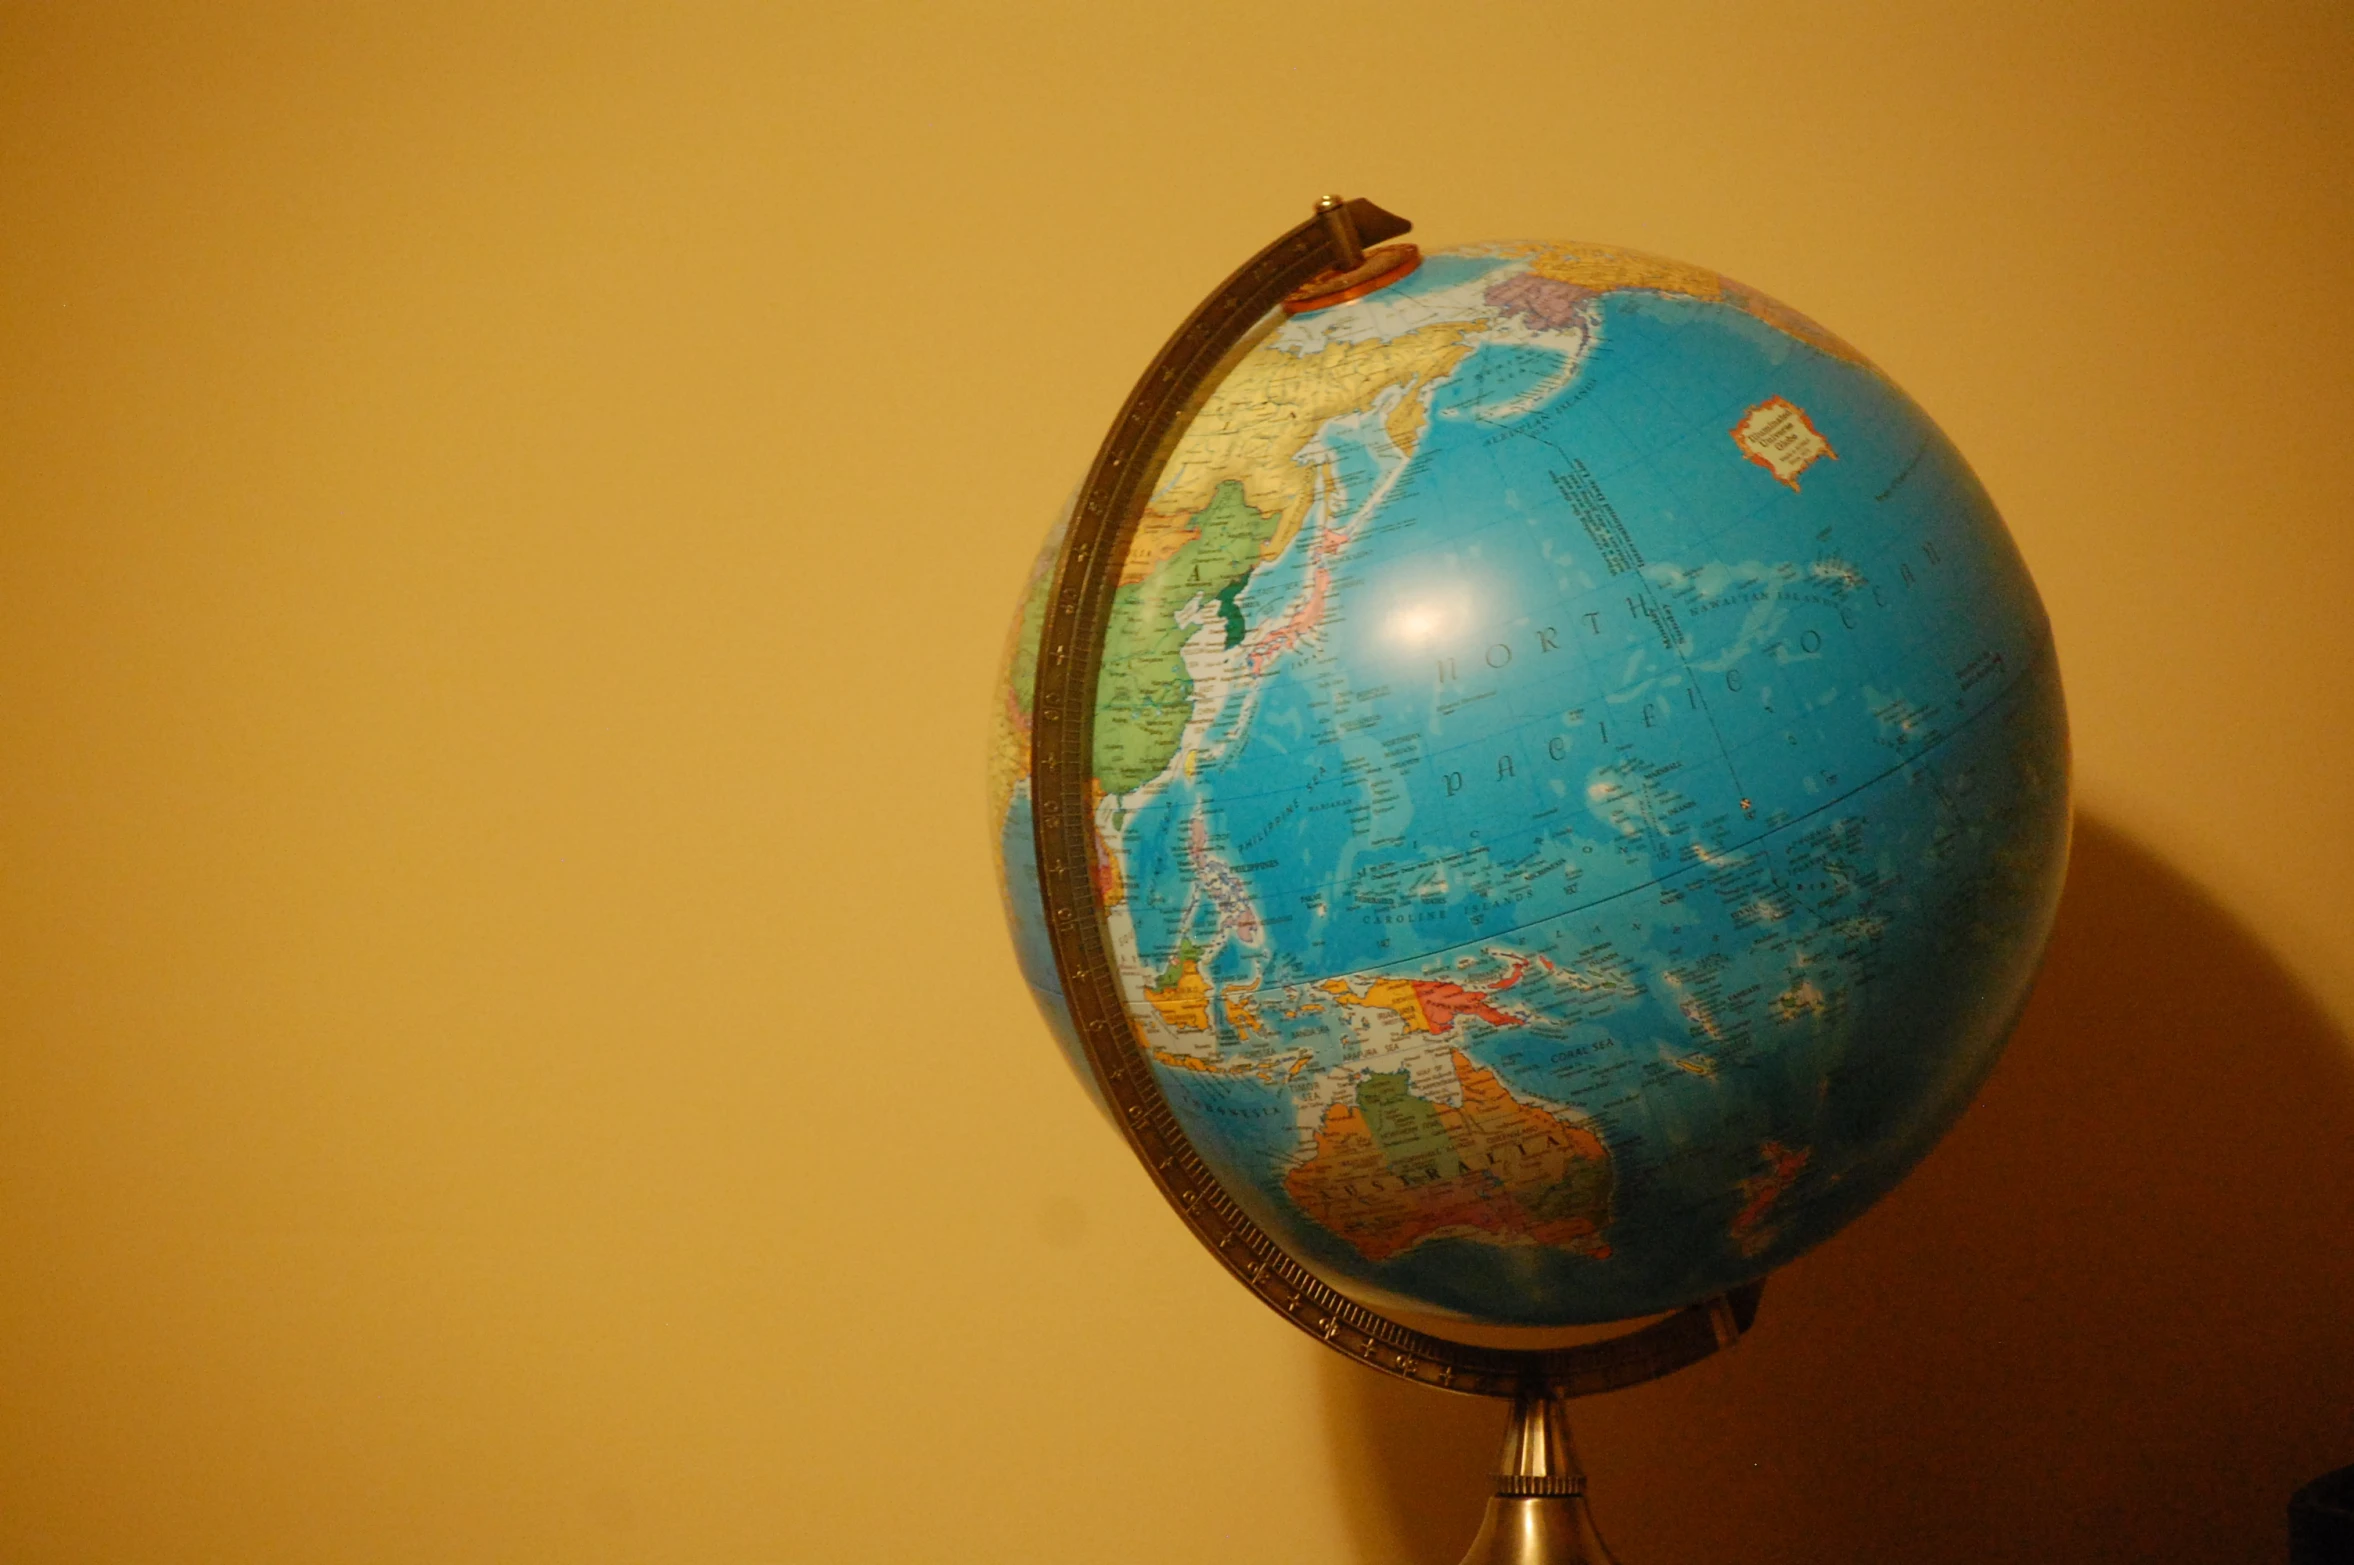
left=1027, top=197, right=1764, bottom=1398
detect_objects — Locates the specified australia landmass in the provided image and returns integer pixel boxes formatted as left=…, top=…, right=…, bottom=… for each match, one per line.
left=1285, top=1050, right=1614, bottom=1265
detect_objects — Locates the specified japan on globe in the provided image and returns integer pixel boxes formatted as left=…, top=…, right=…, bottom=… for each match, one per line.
left=991, top=212, right=2068, bottom=1342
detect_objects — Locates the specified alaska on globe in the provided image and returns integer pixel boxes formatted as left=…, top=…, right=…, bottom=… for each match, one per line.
left=992, top=217, right=2069, bottom=1333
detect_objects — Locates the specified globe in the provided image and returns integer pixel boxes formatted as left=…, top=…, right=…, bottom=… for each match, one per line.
left=992, top=238, right=2069, bottom=1328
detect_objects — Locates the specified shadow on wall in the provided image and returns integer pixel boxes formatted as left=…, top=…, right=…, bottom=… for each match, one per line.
left=1324, top=815, right=2354, bottom=1564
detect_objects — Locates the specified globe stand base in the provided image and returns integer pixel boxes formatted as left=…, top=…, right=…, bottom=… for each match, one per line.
left=1455, top=1387, right=1619, bottom=1565
left=1458, top=1498, right=1618, bottom=1565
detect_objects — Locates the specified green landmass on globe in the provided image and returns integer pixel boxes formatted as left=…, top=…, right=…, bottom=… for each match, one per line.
left=993, top=239, right=2070, bottom=1327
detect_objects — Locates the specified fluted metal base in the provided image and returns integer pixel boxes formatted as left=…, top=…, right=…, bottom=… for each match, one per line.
left=1455, top=1387, right=1618, bottom=1564
left=1456, top=1497, right=1618, bottom=1565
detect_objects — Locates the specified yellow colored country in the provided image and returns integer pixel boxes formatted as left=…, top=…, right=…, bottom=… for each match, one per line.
left=1517, top=241, right=1728, bottom=302
left=1145, top=956, right=1212, bottom=1032
left=1319, top=976, right=1434, bottom=1033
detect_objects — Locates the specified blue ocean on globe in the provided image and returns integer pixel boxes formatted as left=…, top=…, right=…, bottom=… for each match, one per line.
left=991, top=240, right=2070, bottom=1326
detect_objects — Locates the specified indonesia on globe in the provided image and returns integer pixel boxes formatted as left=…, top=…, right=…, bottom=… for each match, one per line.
left=992, top=234, right=2069, bottom=1330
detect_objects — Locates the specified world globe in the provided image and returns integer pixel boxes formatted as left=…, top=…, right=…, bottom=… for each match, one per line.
left=992, top=233, right=2069, bottom=1329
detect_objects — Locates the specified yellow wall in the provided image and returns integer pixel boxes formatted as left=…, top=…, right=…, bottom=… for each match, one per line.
left=4, top=4, right=2350, bottom=1560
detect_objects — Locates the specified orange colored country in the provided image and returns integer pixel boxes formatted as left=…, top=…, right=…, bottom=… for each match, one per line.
left=1284, top=1050, right=1612, bottom=1264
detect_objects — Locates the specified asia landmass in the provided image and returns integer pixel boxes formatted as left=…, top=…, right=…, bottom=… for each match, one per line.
left=1092, top=321, right=1482, bottom=798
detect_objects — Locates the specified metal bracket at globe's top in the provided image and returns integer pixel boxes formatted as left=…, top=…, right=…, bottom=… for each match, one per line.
left=1284, top=194, right=1424, bottom=314
left=1025, top=195, right=1763, bottom=1401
